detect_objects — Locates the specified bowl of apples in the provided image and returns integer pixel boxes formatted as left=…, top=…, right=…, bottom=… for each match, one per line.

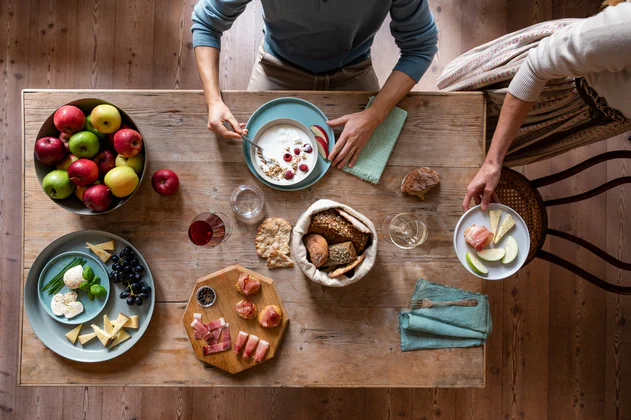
left=34, top=98, right=147, bottom=215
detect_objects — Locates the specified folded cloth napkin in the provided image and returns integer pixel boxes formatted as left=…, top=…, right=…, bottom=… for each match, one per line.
left=342, top=96, right=407, bottom=184
left=399, top=279, right=492, bottom=351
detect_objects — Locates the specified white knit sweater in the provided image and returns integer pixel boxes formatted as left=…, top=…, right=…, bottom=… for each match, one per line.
left=509, top=2, right=631, bottom=118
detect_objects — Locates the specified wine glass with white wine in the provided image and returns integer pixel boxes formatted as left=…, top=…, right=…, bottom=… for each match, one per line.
left=381, top=212, right=428, bottom=249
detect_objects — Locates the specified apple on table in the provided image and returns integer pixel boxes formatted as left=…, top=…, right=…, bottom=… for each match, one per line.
left=42, top=169, right=75, bottom=199
left=91, top=104, right=121, bottom=134
left=67, top=159, right=99, bottom=186
left=83, top=184, right=113, bottom=212
left=151, top=169, right=179, bottom=196
left=113, top=128, right=143, bottom=157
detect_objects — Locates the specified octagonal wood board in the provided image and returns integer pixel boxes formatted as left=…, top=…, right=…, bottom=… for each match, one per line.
left=182, top=265, right=289, bottom=374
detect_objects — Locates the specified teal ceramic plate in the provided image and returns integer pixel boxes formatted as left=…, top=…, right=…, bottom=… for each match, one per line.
left=37, top=251, right=110, bottom=325
left=243, top=97, right=335, bottom=191
left=24, top=230, right=155, bottom=362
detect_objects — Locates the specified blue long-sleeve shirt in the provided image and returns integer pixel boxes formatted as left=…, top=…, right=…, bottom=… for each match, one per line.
left=191, top=0, right=438, bottom=82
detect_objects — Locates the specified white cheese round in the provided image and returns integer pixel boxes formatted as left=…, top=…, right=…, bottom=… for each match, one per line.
left=64, top=301, right=84, bottom=319
left=51, top=294, right=67, bottom=316
left=63, top=291, right=78, bottom=304
left=63, top=265, right=84, bottom=289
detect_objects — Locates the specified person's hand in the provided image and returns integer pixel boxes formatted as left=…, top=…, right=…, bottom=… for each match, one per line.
left=207, top=100, right=247, bottom=139
left=463, top=161, right=502, bottom=211
left=327, top=108, right=382, bottom=169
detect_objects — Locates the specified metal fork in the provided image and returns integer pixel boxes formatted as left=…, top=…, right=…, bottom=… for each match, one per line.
left=409, top=298, right=478, bottom=309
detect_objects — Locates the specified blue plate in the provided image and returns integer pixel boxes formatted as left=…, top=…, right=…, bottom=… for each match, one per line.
left=37, top=251, right=110, bottom=325
left=24, top=230, right=155, bottom=362
left=244, top=97, right=335, bottom=191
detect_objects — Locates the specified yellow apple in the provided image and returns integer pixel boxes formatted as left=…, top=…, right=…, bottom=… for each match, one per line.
left=56, top=154, right=78, bottom=170
left=90, top=104, right=121, bottom=134
left=115, top=153, right=144, bottom=174
left=104, top=166, right=138, bottom=197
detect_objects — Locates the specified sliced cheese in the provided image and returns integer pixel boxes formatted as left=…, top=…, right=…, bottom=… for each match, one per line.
left=78, top=332, right=97, bottom=345
left=103, top=314, right=113, bottom=335
left=110, top=315, right=139, bottom=329
left=91, top=324, right=112, bottom=346
left=86, top=242, right=112, bottom=263
left=95, top=240, right=116, bottom=251
left=109, top=329, right=132, bottom=349
left=109, top=313, right=130, bottom=341
left=494, top=214, right=516, bottom=244
left=489, top=210, right=502, bottom=235
left=65, top=324, right=82, bottom=344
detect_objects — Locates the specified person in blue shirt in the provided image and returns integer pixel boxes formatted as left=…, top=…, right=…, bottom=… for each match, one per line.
left=192, top=0, right=438, bottom=168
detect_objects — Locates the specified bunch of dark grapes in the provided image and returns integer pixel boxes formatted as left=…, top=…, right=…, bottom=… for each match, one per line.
left=108, top=246, right=152, bottom=306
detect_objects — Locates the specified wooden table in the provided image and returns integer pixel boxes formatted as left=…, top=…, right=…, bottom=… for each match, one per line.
left=20, top=90, right=486, bottom=387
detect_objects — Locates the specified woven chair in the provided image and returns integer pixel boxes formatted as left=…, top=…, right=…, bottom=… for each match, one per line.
left=495, top=150, right=631, bottom=294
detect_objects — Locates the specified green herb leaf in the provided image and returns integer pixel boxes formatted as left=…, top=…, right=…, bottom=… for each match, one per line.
left=95, top=285, right=107, bottom=297
left=79, top=281, right=90, bottom=291
left=82, top=265, right=94, bottom=282
left=90, top=284, right=101, bottom=296
left=92, top=275, right=101, bottom=285
left=87, top=290, right=94, bottom=301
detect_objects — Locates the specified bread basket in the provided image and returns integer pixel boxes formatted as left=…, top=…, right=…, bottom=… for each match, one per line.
left=291, top=199, right=378, bottom=287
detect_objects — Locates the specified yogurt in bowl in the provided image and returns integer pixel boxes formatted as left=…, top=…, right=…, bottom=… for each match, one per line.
left=251, top=118, right=318, bottom=186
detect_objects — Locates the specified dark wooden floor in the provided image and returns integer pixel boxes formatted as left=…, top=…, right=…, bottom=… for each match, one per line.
left=1, top=0, right=630, bottom=418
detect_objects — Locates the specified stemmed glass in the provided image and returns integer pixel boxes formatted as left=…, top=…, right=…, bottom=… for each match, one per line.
left=381, top=212, right=428, bottom=249
left=188, top=212, right=232, bottom=247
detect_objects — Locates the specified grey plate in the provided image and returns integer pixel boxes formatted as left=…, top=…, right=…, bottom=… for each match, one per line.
left=24, top=230, right=155, bottom=362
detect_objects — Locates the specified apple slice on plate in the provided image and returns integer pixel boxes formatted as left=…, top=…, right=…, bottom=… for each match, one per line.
left=502, top=236, right=519, bottom=264
left=310, top=125, right=330, bottom=160
left=466, top=252, right=488, bottom=275
left=477, top=248, right=505, bottom=262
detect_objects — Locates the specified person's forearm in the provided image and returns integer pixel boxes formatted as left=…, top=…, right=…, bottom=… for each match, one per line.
left=485, top=93, right=536, bottom=166
left=195, top=46, right=222, bottom=105
left=368, top=70, right=416, bottom=121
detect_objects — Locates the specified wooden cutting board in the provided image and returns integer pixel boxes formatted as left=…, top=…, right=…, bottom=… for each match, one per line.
left=181, top=265, right=289, bottom=374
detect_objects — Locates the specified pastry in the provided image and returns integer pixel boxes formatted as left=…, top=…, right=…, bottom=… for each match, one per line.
left=308, top=209, right=370, bottom=253
left=401, top=167, right=440, bottom=200
left=255, top=217, right=292, bottom=258
left=304, top=233, right=329, bottom=267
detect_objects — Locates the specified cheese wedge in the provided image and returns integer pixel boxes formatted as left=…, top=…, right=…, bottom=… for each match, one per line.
left=109, top=313, right=130, bottom=342
left=489, top=210, right=502, bottom=236
left=103, top=314, right=113, bottom=335
left=110, top=315, right=139, bottom=329
left=94, top=240, right=116, bottom=251
left=78, top=332, right=97, bottom=345
left=494, top=214, right=516, bottom=244
left=86, top=242, right=112, bottom=263
left=109, top=329, right=132, bottom=349
left=65, top=324, right=82, bottom=344
left=91, top=324, right=112, bottom=346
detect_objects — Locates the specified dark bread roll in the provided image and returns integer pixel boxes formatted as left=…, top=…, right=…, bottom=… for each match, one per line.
left=401, top=167, right=440, bottom=200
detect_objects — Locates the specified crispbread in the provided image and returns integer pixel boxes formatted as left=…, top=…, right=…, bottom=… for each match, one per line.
left=267, top=250, right=295, bottom=268
left=328, top=254, right=366, bottom=278
left=255, top=217, right=292, bottom=258
left=335, top=209, right=371, bottom=234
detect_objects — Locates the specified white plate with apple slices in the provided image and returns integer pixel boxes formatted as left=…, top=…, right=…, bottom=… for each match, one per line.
left=453, top=203, right=530, bottom=280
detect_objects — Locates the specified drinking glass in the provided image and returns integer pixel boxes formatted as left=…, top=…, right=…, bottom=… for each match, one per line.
left=188, top=212, right=232, bottom=247
left=381, top=212, right=428, bottom=249
left=230, top=184, right=264, bottom=220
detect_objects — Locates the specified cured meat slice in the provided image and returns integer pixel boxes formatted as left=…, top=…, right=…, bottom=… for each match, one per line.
left=235, top=273, right=261, bottom=296
left=234, top=331, right=248, bottom=355
left=464, top=224, right=494, bottom=251
left=236, top=299, right=258, bottom=320
left=204, top=326, right=222, bottom=344
left=253, top=340, right=270, bottom=363
left=203, top=341, right=231, bottom=355
left=221, top=324, right=231, bottom=344
left=258, top=305, right=283, bottom=328
left=193, top=314, right=203, bottom=339
left=242, top=334, right=259, bottom=359
left=191, top=318, right=209, bottom=339
left=205, top=317, right=225, bottom=331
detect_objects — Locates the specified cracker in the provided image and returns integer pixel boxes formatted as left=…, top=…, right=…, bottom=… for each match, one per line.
left=335, top=209, right=371, bottom=234
left=267, top=250, right=295, bottom=268
left=328, top=254, right=366, bottom=278
left=255, top=218, right=292, bottom=258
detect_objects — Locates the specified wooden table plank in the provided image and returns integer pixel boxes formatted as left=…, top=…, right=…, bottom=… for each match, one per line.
left=21, top=90, right=485, bottom=387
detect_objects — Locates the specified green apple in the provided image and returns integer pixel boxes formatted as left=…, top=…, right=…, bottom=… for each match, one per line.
left=84, top=114, right=108, bottom=140
left=477, top=248, right=505, bottom=262
left=42, top=170, right=75, bottom=199
left=104, top=166, right=138, bottom=197
left=115, top=153, right=144, bottom=174
left=90, top=104, right=121, bottom=134
left=56, top=153, right=78, bottom=171
left=69, top=131, right=100, bottom=158
left=466, top=252, right=488, bottom=275
left=502, top=236, right=519, bottom=264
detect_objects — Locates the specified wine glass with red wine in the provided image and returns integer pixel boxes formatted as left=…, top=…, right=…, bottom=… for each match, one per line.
left=188, top=212, right=233, bottom=247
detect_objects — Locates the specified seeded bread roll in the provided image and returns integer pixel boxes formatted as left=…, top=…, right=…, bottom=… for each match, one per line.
left=304, top=233, right=329, bottom=268
left=308, top=209, right=370, bottom=253
left=322, top=241, right=357, bottom=268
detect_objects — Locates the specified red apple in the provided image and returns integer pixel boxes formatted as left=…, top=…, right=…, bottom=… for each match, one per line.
left=83, top=184, right=113, bottom=212
left=93, top=149, right=116, bottom=177
left=59, top=132, right=72, bottom=151
left=67, top=158, right=99, bottom=186
left=108, top=124, right=132, bottom=143
left=151, top=169, right=179, bottom=196
left=34, top=137, right=66, bottom=166
left=113, top=128, right=142, bottom=157
left=54, top=105, right=85, bottom=134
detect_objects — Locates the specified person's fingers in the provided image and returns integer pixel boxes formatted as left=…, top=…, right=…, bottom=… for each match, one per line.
left=337, top=146, right=356, bottom=169
left=491, top=192, right=500, bottom=204
left=210, top=120, right=241, bottom=139
left=332, top=139, right=354, bottom=167
left=462, top=193, right=473, bottom=211
left=226, top=114, right=242, bottom=134
left=480, top=186, right=493, bottom=210
left=348, top=147, right=363, bottom=168
left=326, top=115, right=350, bottom=127
left=328, top=133, right=347, bottom=163
left=474, top=196, right=481, bottom=205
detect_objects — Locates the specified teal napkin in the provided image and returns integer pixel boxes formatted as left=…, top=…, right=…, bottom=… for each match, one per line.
left=342, top=96, right=407, bottom=184
left=399, top=279, right=492, bottom=351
